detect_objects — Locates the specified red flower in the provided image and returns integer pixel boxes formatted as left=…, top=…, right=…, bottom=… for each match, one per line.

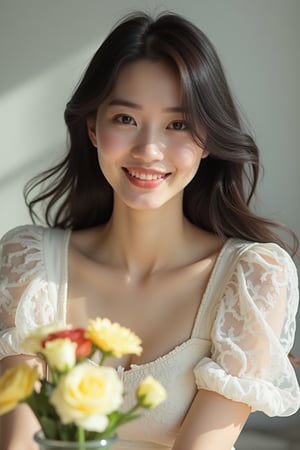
left=42, top=328, right=92, bottom=358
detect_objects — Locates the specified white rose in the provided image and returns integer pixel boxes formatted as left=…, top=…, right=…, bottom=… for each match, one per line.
left=42, top=338, right=77, bottom=372
left=50, top=363, right=123, bottom=432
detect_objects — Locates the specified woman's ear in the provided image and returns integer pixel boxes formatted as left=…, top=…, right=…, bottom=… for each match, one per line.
left=201, top=149, right=209, bottom=159
left=86, top=117, right=97, bottom=147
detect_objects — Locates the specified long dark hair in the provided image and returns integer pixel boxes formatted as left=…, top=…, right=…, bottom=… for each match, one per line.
left=24, top=11, right=298, bottom=255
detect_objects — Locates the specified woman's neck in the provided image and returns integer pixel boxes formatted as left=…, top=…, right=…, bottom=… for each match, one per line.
left=99, top=199, right=199, bottom=279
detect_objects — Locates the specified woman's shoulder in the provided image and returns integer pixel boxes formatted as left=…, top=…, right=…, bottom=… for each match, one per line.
left=0, top=224, right=69, bottom=355
left=0, top=223, right=44, bottom=244
left=0, top=224, right=70, bottom=326
left=0, top=224, right=71, bottom=288
left=0, top=225, right=46, bottom=274
left=226, top=238, right=297, bottom=272
left=221, top=239, right=299, bottom=324
left=0, top=224, right=70, bottom=249
left=212, top=238, right=298, bottom=303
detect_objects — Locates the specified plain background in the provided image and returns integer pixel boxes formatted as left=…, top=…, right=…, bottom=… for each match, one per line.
left=0, top=0, right=299, bottom=445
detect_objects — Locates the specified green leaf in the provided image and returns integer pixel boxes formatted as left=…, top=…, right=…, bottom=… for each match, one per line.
left=25, top=384, right=57, bottom=418
left=23, top=380, right=65, bottom=439
left=39, top=416, right=59, bottom=439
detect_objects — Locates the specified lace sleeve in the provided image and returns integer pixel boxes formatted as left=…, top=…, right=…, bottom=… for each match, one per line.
left=194, top=242, right=300, bottom=417
left=0, top=225, right=56, bottom=359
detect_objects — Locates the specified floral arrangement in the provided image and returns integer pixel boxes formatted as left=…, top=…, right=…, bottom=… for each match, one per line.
left=0, top=318, right=167, bottom=445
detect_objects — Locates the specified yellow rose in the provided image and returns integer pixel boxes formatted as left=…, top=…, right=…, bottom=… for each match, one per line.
left=0, top=363, right=39, bottom=414
left=137, top=376, right=167, bottom=409
left=42, top=338, right=77, bottom=371
left=50, top=362, right=123, bottom=432
left=22, top=321, right=67, bottom=353
left=87, top=317, right=142, bottom=357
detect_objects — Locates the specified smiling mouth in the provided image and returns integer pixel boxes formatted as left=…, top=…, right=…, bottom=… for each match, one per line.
left=123, top=168, right=171, bottom=181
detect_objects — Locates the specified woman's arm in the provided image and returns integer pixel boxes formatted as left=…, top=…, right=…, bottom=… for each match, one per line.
left=173, top=389, right=250, bottom=450
left=173, top=243, right=300, bottom=450
left=1, top=355, right=44, bottom=450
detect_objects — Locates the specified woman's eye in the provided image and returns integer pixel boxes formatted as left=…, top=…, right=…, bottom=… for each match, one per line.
left=168, top=121, right=188, bottom=131
left=114, top=115, right=136, bottom=125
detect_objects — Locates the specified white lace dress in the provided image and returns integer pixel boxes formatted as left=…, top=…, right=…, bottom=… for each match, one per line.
left=0, top=225, right=300, bottom=449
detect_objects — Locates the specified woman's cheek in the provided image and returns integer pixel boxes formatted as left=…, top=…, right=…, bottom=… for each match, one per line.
left=98, top=130, right=132, bottom=156
left=171, top=142, right=202, bottom=169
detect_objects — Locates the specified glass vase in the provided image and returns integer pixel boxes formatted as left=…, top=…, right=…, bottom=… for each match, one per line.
left=34, top=431, right=116, bottom=450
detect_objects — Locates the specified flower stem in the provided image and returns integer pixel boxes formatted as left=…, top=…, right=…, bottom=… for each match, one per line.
left=78, top=426, right=85, bottom=449
left=99, top=352, right=109, bottom=366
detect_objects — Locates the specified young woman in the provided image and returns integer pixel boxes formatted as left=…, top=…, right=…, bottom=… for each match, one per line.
left=0, top=11, right=299, bottom=450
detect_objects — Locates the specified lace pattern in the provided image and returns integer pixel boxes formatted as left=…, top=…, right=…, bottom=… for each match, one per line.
left=194, top=243, right=300, bottom=416
left=0, top=226, right=299, bottom=421
left=0, top=226, right=56, bottom=349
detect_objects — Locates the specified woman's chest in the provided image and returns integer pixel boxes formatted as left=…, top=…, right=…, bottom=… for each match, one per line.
left=66, top=258, right=216, bottom=368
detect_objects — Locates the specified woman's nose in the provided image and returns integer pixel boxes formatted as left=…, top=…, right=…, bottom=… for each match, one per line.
left=131, top=129, right=164, bottom=161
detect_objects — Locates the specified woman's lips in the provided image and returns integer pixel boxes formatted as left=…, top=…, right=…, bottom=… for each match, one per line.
left=122, top=167, right=171, bottom=188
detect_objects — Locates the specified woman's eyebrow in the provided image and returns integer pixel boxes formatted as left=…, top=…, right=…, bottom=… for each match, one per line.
left=108, top=98, right=185, bottom=113
left=164, top=106, right=185, bottom=113
left=109, top=98, right=142, bottom=109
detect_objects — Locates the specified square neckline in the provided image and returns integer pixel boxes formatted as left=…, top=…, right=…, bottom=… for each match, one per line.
left=60, top=230, right=234, bottom=372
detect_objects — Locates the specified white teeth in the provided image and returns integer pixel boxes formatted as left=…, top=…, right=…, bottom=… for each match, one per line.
left=128, top=170, right=164, bottom=180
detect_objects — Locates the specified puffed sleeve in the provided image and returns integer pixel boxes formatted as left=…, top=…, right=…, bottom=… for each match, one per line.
left=0, top=225, right=54, bottom=360
left=194, top=242, right=300, bottom=416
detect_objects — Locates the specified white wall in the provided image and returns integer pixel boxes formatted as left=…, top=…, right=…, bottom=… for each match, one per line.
left=1, top=0, right=300, bottom=437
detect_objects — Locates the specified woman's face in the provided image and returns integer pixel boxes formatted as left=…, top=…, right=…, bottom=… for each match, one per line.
left=87, top=59, right=208, bottom=212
